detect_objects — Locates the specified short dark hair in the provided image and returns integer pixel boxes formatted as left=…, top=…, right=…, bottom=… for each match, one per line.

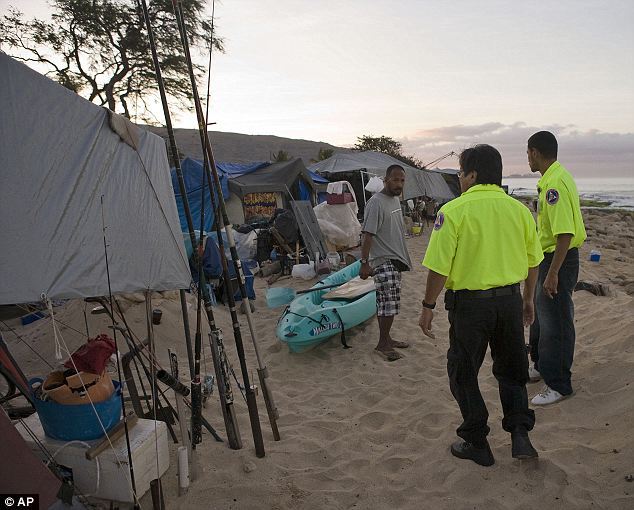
left=385, top=164, right=405, bottom=178
left=458, top=144, right=502, bottom=186
left=527, top=131, right=558, bottom=159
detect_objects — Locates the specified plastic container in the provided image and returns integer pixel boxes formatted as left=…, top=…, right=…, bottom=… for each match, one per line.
left=152, top=309, right=162, bottom=325
left=589, top=250, right=601, bottom=262
left=30, top=378, right=122, bottom=441
left=411, top=225, right=422, bottom=235
left=291, top=262, right=316, bottom=280
left=326, top=252, right=340, bottom=269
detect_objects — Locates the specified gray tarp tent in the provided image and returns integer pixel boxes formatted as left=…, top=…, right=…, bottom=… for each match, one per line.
left=0, top=53, right=191, bottom=304
left=227, top=157, right=315, bottom=201
left=309, top=151, right=455, bottom=202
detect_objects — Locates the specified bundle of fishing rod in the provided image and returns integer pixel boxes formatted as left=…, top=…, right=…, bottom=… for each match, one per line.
left=137, top=0, right=281, bottom=480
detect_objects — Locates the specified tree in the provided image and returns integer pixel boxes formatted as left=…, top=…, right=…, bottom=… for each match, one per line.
left=353, top=135, right=402, bottom=157
left=353, top=135, right=423, bottom=168
left=0, top=0, right=224, bottom=121
left=310, top=147, right=334, bottom=163
left=271, top=150, right=291, bottom=162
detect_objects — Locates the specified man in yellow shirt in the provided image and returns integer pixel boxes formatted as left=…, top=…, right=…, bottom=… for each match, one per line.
left=419, top=144, right=543, bottom=466
left=527, top=131, right=586, bottom=405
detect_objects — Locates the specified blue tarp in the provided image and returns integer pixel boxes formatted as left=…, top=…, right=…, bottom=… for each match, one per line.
left=309, top=170, right=329, bottom=184
left=171, top=158, right=268, bottom=232
left=185, top=232, right=256, bottom=302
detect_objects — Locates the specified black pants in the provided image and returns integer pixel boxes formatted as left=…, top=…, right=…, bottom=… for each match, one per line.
left=447, top=289, right=535, bottom=445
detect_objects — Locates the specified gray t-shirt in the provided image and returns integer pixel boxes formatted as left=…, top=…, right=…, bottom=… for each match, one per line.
left=362, top=192, right=412, bottom=270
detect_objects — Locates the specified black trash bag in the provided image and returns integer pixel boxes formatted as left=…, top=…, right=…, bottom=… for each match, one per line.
left=256, top=229, right=273, bottom=263
left=270, top=208, right=299, bottom=245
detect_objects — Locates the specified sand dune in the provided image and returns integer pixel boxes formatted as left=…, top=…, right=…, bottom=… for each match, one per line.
left=3, top=208, right=633, bottom=509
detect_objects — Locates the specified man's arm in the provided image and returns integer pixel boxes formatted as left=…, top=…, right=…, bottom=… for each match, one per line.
left=543, top=233, right=573, bottom=298
left=419, top=270, right=448, bottom=339
left=359, top=232, right=374, bottom=280
left=523, top=266, right=539, bottom=326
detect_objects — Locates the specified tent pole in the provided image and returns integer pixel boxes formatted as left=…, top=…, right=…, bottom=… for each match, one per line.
left=360, top=169, right=367, bottom=212
left=138, top=0, right=241, bottom=451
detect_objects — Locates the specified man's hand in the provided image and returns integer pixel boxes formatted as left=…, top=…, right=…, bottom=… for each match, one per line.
left=543, top=271, right=558, bottom=299
left=419, top=308, right=435, bottom=339
left=359, top=263, right=372, bottom=280
left=523, top=299, right=535, bottom=327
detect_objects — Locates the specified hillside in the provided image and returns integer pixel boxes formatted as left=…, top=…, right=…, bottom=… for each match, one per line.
left=144, top=126, right=352, bottom=164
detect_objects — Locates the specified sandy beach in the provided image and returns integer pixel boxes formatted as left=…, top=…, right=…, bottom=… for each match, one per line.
left=4, top=207, right=634, bottom=509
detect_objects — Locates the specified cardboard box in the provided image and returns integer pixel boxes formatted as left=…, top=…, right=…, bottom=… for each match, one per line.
left=17, top=415, right=169, bottom=505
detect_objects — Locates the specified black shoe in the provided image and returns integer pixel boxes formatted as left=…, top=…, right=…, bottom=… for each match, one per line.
left=511, top=432, right=538, bottom=459
left=450, top=440, right=495, bottom=466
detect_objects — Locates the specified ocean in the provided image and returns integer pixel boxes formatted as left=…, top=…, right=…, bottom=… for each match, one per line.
left=502, top=176, right=634, bottom=210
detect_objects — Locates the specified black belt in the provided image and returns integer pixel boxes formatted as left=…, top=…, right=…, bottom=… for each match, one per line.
left=454, top=283, right=520, bottom=299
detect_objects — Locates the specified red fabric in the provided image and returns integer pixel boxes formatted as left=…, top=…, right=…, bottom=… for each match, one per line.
left=64, top=334, right=116, bottom=374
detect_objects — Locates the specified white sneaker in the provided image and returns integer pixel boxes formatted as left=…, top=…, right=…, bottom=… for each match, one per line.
left=531, top=386, right=568, bottom=406
left=528, top=365, right=542, bottom=382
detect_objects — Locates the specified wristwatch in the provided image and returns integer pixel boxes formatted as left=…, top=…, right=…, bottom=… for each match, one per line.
left=422, top=300, right=436, bottom=309
left=360, top=258, right=369, bottom=264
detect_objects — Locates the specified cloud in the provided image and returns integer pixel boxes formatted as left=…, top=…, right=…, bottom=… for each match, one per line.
left=399, top=123, right=634, bottom=176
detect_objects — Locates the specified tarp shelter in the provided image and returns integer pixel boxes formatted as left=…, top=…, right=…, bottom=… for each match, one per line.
left=310, top=151, right=455, bottom=214
left=170, top=158, right=267, bottom=232
left=0, top=53, right=191, bottom=304
left=427, top=167, right=461, bottom=197
left=228, top=158, right=316, bottom=221
left=309, top=170, right=330, bottom=203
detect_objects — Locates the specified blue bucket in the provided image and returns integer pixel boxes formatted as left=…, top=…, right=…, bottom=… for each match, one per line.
left=30, top=379, right=122, bottom=441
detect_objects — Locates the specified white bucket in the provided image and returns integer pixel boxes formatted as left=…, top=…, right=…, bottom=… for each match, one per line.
left=326, top=252, right=340, bottom=269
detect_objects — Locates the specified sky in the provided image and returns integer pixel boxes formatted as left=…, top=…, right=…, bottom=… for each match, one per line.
left=2, top=0, right=633, bottom=176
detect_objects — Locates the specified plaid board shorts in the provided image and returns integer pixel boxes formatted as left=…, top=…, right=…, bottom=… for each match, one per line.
left=373, top=260, right=402, bottom=317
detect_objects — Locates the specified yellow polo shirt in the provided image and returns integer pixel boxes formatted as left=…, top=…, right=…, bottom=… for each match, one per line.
left=537, top=161, right=586, bottom=253
left=422, top=185, right=543, bottom=290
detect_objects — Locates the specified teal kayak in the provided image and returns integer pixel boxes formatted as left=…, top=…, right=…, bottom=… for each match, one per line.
left=275, top=261, right=376, bottom=353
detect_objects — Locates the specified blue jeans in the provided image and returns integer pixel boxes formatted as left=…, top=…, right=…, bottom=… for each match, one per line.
left=534, top=248, right=579, bottom=395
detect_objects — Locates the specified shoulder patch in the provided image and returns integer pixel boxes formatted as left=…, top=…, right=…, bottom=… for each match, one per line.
left=546, top=188, right=559, bottom=205
left=433, top=212, right=445, bottom=230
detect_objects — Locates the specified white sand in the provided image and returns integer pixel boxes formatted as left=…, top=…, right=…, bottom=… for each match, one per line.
left=4, top=209, right=633, bottom=509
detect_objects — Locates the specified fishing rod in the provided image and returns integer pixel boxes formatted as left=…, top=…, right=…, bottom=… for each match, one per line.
left=200, top=0, right=280, bottom=440
left=179, top=0, right=280, bottom=442
left=100, top=196, right=140, bottom=509
left=172, top=0, right=266, bottom=456
left=138, top=0, right=242, bottom=451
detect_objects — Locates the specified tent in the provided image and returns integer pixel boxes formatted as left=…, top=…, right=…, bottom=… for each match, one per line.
left=227, top=158, right=316, bottom=221
left=227, top=158, right=315, bottom=200
left=0, top=53, right=191, bottom=304
left=0, top=52, right=190, bottom=505
left=170, top=157, right=267, bottom=232
left=309, top=170, right=330, bottom=203
left=310, top=151, right=455, bottom=213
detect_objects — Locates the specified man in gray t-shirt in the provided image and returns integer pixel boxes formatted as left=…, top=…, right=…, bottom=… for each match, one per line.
left=360, top=165, right=412, bottom=362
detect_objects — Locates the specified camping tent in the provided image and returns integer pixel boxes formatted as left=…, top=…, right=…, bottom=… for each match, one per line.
left=227, top=158, right=316, bottom=221
left=309, top=151, right=455, bottom=211
left=171, top=157, right=267, bottom=232
left=227, top=158, right=315, bottom=200
left=0, top=53, right=191, bottom=304
left=171, top=158, right=316, bottom=226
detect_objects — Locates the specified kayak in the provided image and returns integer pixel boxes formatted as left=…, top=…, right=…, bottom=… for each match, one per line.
left=275, top=261, right=376, bottom=352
